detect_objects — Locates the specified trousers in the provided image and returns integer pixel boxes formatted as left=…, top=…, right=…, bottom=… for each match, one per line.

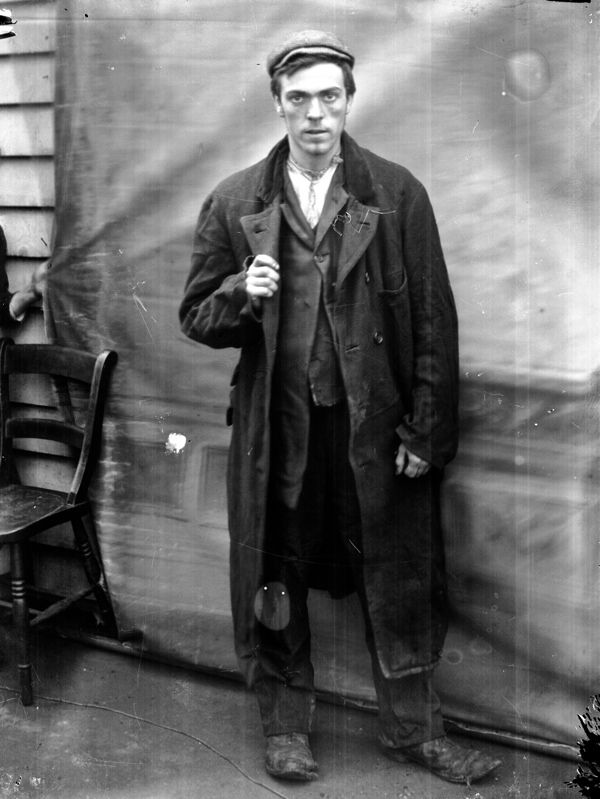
left=252, top=402, right=445, bottom=747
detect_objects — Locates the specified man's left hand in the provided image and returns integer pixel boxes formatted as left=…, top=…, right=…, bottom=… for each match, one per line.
left=395, top=443, right=431, bottom=478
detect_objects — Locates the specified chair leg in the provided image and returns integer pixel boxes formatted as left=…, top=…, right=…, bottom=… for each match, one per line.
left=71, top=516, right=118, bottom=637
left=10, top=543, right=32, bottom=706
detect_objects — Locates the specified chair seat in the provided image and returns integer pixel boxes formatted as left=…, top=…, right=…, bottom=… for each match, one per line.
left=0, top=484, right=75, bottom=541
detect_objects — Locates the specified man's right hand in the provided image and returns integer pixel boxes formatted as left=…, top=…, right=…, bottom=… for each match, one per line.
left=245, top=255, right=280, bottom=309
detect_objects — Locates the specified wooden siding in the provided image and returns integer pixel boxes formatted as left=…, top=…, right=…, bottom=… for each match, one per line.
left=1, top=2, right=58, bottom=574
left=0, top=209, right=53, bottom=258
left=0, top=106, right=54, bottom=155
left=6, top=7, right=56, bottom=55
left=0, top=158, right=54, bottom=206
left=0, top=53, right=55, bottom=104
left=0, top=0, right=54, bottom=318
left=0, top=0, right=56, bottom=253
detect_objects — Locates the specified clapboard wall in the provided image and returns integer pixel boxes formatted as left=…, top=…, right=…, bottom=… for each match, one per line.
left=0, top=0, right=55, bottom=343
left=0, top=2, right=79, bottom=590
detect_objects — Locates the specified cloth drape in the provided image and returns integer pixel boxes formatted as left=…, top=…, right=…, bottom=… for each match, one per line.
left=48, top=0, right=599, bottom=756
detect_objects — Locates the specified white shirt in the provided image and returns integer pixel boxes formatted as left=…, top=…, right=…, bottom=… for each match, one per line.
left=286, top=159, right=340, bottom=228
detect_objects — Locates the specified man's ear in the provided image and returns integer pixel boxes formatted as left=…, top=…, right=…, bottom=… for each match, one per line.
left=345, top=94, right=354, bottom=115
left=272, top=95, right=284, bottom=117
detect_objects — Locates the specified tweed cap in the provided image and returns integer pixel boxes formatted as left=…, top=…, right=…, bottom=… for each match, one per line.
left=267, top=29, right=354, bottom=76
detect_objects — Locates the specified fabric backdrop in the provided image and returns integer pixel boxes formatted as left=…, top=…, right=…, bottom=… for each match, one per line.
left=47, top=0, right=599, bottom=757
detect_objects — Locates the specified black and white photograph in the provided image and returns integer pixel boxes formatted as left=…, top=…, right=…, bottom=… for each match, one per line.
left=0, top=1, right=598, bottom=796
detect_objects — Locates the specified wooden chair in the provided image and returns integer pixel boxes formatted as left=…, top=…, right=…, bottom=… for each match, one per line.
left=0, top=338, right=119, bottom=704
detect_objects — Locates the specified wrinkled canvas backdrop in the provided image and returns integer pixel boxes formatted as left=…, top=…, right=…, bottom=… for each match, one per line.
left=48, top=0, right=599, bottom=754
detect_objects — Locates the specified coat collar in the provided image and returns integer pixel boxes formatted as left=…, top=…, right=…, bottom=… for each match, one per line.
left=255, top=131, right=378, bottom=206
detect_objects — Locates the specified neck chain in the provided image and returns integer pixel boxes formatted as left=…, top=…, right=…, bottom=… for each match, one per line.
left=287, top=152, right=343, bottom=183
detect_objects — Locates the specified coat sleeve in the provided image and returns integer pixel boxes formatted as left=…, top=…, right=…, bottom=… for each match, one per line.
left=395, top=184, right=459, bottom=469
left=179, top=191, right=261, bottom=349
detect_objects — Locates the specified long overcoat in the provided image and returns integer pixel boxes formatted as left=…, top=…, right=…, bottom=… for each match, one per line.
left=180, top=132, right=459, bottom=682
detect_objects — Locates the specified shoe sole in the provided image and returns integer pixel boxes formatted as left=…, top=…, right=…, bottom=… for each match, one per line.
left=265, top=764, right=319, bottom=782
left=382, top=745, right=501, bottom=785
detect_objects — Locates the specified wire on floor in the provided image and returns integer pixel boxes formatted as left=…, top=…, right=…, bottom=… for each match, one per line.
left=0, top=684, right=290, bottom=799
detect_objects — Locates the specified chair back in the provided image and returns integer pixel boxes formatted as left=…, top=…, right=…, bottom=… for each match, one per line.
left=0, top=338, right=118, bottom=504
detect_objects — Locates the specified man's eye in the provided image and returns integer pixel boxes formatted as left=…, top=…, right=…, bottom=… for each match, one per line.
left=290, top=96, right=304, bottom=104
left=323, top=93, right=339, bottom=103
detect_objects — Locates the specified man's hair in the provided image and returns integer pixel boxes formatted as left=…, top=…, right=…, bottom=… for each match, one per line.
left=270, top=54, right=356, bottom=99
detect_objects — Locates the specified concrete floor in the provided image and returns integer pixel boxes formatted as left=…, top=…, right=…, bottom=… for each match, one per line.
left=0, top=625, right=578, bottom=799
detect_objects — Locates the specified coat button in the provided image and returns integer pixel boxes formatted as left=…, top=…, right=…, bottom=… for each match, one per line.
left=365, top=271, right=371, bottom=284
left=373, top=331, right=384, bottom=345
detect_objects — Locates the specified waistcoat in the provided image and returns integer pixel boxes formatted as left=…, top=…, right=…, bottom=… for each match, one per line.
left=269, top=167, right=348, bottom=507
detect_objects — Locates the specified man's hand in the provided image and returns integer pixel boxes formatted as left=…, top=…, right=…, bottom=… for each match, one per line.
left=245, top=254, right=280, bottom=309
left=395, top=443, right=431, bottom=479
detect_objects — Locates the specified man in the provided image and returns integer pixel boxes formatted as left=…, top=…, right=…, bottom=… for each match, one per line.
left=180, top=30, right=500, bottom=785
left=0, top=225, right=47, bottom=327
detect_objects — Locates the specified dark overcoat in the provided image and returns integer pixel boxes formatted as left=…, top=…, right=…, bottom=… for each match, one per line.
left=180, top=132, right=459, bottom=682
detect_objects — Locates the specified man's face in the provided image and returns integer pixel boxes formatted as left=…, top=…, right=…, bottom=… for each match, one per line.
left=275, top=62, right=353, bottom=168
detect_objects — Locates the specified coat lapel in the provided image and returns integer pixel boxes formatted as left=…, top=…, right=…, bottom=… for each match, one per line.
left=240, top=202, right=283, bottom=367
left=336, top=197, right=380, bottom=287
left=240, top=202, right=282, bottom=258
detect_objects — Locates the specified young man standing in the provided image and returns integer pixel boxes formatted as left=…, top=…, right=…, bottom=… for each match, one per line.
left=180, top=30, right=500, bottom=786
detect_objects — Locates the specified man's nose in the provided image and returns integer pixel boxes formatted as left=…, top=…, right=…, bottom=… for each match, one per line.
left=306, top=97, right=323, bottom=119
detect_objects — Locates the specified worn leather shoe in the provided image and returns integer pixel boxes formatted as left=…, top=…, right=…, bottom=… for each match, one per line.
left=265, top=732, right=319, bottom=781
left=384, top=735, right=501, bottom=784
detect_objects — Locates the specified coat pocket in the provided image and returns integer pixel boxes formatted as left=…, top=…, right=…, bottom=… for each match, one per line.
left=375, top=274, right=412, bottom=405
left=377, top=264, right=408, bottom=296
left=377, top=267, right=410, bottom=331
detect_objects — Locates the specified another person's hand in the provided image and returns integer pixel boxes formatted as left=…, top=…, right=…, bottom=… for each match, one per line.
left=245, top=255, right=280, bottom=309
left=8, top=259, right=50, bottom=320
left=395, top=443, right=431, bottom=479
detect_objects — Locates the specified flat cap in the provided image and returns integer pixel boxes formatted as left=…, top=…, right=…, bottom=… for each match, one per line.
left=267, top=29, right=354, bottom=76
